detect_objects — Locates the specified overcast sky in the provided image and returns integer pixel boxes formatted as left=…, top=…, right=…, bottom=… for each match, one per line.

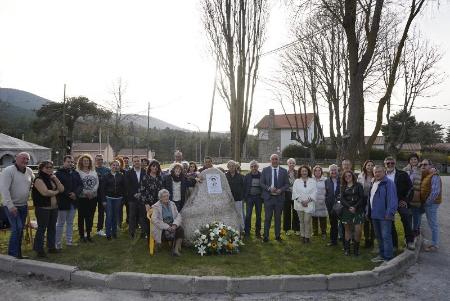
left=0, top=0, right=449, bottom=135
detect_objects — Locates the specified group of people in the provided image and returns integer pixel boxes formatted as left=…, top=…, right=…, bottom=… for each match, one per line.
left=0, top=150, right=443, bottom=264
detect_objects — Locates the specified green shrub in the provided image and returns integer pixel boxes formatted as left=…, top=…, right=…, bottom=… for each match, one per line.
left=368, top=148, right=388, bottom=160
left=282, top=144, right=337, bottom=159
left=421, top=151, right=448, bottom=164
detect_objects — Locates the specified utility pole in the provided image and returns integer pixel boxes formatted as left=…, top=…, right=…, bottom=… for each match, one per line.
left=205, top=59, right=218, bottom=157
left=62, top=84, right=68, bottom=155
left=147, top=102, right=150, bottom=158
left=130, top=121, right=135, bottom=158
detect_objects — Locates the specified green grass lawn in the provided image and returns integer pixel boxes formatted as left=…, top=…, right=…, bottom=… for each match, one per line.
left=0, top=206, right=406, bottom=277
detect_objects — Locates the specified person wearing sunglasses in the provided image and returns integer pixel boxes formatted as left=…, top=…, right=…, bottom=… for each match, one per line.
left=340, top=170, right=364, bottom=256
left=420, top=159, right=442, bottom=252
left=384, top=156, right=414, bottom=251
left=32, top=161, right=64, bottom=257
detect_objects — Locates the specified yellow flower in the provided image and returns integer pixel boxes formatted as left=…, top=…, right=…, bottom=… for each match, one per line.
left=226, top=241, right=234, bottom=250
left=220, top=228, right=228, bottom=236
left=211, top=242, right=218, bottom=249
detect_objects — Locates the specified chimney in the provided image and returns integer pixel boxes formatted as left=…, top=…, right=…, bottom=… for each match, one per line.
left=268, top=109, right=275, bottom=129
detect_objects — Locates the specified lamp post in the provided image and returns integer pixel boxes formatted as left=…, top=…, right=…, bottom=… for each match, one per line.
left=187, top=122, right=201, bottom=162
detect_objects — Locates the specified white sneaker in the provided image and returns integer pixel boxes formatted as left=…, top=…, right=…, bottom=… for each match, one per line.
left=407, top=242, right=416, bottom=250
left=97, top=230, right=106, bottom=237
left=371, top=255, right=384, bottom=263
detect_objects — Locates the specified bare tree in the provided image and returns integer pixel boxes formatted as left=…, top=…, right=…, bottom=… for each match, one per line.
left=316, top=0, right=427, bottom=162
left=277, top=20, right=325, bottom=163
left=384, top=31, right=444, bottom=156
left=202, top=0, right=269, bottom=162
left=105, top=77, right=128, bottom=155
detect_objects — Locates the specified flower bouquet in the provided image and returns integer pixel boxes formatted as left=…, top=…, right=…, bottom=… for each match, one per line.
left=193, top=222, right=244, bottom=256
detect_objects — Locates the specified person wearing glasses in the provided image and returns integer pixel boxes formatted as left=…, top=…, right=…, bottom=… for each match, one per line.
left=384, top=156, right=414, bottom=251
left=340, top=170, right=364, bottom=256
left=32, top=161, right=64, bottom=257
left=292, top=165, right=316, bottom=244
left=420, top=159, right=442, bottom=252
left=55, top=155, right=82, bottom=249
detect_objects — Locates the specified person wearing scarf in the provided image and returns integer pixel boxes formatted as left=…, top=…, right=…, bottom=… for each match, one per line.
left=162, top=163, right=198, bottom=212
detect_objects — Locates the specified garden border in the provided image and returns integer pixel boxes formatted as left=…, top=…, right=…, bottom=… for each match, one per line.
left=0, top=236, right=422, bottom=293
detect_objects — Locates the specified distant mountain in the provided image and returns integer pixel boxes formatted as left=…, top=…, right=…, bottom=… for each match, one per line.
left=0, top=88, right=51, bottom=111
left=122, top=114, right=184, bottom=131
left=0, top=88, right=184, bottom=131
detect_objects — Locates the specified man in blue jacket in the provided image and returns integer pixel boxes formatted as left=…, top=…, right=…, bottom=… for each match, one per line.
left=55, top=155, right=82, bottom=249
left=370, top=165, right=398, bottom=263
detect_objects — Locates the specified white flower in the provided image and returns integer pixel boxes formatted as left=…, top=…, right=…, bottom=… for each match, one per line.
left=198, top=245, right=207, bottom=256
left=201, top=234, right=206, bottom=240
left=205, top=224, right=209, bottom=229
left=194, top=229, right=200, bottom=234
left=227, top=226, right=231, bottom=230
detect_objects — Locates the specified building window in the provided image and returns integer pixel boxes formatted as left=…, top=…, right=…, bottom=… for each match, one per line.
left=258, top=130, right=269, bottom=140
left=290, top=131, right=297, bottom=140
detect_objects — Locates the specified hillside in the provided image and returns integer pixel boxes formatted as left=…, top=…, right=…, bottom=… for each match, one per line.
left=0, top=88, right=183, bottom=130
left=0, top=88, right=50, bottom=110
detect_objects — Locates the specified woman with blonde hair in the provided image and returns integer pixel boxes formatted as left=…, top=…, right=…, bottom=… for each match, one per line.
left=76, top=154, right=99, bottom=243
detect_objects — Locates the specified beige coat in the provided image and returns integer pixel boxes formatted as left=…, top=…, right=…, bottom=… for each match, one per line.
left=151, top=201, right=182, bottom=244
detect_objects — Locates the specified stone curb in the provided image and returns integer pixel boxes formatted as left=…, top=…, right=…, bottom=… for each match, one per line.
left=0, top=236, right=424, bottom=293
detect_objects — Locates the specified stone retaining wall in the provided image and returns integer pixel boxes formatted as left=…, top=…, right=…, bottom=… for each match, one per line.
left=0, top=237, right=422, bottom=293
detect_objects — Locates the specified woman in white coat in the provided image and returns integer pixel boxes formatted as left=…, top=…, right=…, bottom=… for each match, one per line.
left=151, top=189, right=184, bottom=256
left=292, top=165, right=317, bottom=243
left=311, top=165, right=328, bottom=239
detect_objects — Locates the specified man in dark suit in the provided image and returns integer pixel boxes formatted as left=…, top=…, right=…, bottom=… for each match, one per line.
left=125, top=156, right=147, bottom=239
left=384, top=156, right=414, bottom=250
left=325, top=164, right=340, bottom=246
left=260, top=154, right=289, bottom=242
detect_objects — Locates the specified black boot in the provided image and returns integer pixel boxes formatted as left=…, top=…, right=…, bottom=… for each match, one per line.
left=354, top=241, right=360, bottom=256
left=344, top=240, right=350, bottom=256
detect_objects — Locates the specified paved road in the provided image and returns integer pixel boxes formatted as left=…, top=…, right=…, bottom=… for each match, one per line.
left=1, top=177, right=449, bottom=301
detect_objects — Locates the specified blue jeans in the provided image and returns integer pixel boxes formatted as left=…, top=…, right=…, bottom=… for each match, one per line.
left=55, top=205, right=76, bottom=248
left=245, top=195, right=262, bottom=236
left=105, top=196, right=122, bottom=237
left=411, top=206, right=423, bottom=233
left=425, top=203, right=440, bottom=247
left=373, top=218, right=394, bottom=260
left=3, top=205, right=28, bottom=257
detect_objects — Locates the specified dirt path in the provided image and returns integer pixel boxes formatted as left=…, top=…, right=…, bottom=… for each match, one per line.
left=2, top=177, right=449, bottom=301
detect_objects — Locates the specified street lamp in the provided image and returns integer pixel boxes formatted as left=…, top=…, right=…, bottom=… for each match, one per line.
left=187, top=122, right=202, bottom=162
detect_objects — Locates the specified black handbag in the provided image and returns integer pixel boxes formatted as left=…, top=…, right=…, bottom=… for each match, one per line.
left=332, top=201, right=343, bottom=217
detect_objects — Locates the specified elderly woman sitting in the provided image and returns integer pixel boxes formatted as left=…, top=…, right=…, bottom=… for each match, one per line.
left=151, top=189, right=184, bottom=256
